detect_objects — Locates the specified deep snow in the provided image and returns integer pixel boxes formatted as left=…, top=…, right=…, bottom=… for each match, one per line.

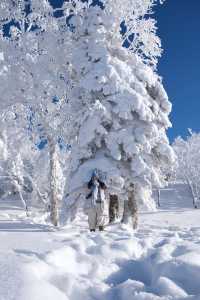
left=1, top=189, right=200, bottom=300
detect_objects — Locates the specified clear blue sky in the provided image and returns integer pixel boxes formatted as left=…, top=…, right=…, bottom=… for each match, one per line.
left=155, top=0, right=200, bottom=141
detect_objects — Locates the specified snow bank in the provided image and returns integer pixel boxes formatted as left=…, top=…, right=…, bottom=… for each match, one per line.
left=2, top=193, right=200, bottom=300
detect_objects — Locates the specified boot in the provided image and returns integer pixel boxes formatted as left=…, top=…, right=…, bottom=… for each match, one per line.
left=99, top=226, right=104, bottom=231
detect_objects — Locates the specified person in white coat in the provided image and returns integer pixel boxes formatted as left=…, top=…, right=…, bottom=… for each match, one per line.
left=86, top=172, right=107, bottom=232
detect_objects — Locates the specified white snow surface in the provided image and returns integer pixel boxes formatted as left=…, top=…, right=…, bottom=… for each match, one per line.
left=1, top=192, right=200, bottom=300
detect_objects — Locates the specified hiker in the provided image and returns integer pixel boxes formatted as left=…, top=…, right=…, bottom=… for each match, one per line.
left=85, top=171, right=107, bottom=232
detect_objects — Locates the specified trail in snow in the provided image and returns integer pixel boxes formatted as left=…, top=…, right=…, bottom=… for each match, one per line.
left=0, top=189, right=200, bottom=300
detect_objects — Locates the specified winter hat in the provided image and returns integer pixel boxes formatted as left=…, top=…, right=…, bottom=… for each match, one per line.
left=92, top=168, right=99, bottom=178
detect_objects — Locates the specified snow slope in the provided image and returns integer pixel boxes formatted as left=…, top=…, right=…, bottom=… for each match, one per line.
left=1, top=191, right=200, bottom=300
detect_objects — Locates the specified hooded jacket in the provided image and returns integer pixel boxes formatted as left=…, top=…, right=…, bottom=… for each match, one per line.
left=86, top=178, right=106, bottom=208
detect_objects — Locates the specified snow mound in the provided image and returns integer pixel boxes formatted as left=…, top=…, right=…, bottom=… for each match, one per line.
left=2, top=194, right=200, bottom=300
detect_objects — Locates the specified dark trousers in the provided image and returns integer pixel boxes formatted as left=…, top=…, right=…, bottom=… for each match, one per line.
left=109, top=194, right=119, bottom=223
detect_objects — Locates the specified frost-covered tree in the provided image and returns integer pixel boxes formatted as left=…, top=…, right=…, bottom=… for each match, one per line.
left=105, top=0, right=164, bottom=68
left=26, top=99, right=71, bottom=226
left=62, top=0, right=174, bottom=228
left=0, top=106, right=68, bottom=221
left=0, top=0, right=72, bottom=225
left=0, top=110, right=33, bottom=213
left=0, top=101, right=70, bottom=226
left=173, top=131, right=200, bottom=208
left=0, top=0, right=55, bottom=108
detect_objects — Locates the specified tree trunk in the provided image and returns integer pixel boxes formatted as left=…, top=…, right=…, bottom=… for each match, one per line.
left=157, top=189, right=161, bottom=208
left=187, top=179, right=197, bottom=209
left=49, top=140, right=59, bottom=226
left=121, top=190, right=138, bottom=229
left=18, top=188, right=28, bottom=216
left=14, top=181, right=29, bottom=216
left=109, top=194, right=119, bottom=223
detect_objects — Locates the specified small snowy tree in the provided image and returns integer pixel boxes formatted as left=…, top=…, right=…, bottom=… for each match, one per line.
left=0, top=110, right=34, bottom=213
left=63, top=0, right=175, bottom=228
left=173, top=131, right=200, bottom=208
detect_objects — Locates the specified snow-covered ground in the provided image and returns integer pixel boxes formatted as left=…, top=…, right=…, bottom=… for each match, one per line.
left=1, top=189, right=200, bottom=300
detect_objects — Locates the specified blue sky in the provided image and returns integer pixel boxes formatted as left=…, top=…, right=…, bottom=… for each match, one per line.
left=155, top=0, right=200, bottom=141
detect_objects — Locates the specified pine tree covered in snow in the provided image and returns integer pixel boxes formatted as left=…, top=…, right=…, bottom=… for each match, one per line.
left=63, top=0, right=175, bottom=227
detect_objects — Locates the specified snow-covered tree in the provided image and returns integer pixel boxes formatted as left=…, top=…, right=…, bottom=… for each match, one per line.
left=26, top=99, right=71, bottom=226
left=0, top=105, right=68, bottom=222
left=63, top=0, right=175, bottom=228
left=105, top=0, right=165, bottom=68
left=0, top=110, right=33, bottom=213
left=0, top=0, right=72, bottom=225
left=173, top=131, right=200, bottom=208
left=0, top=0, right=54, bottom=108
